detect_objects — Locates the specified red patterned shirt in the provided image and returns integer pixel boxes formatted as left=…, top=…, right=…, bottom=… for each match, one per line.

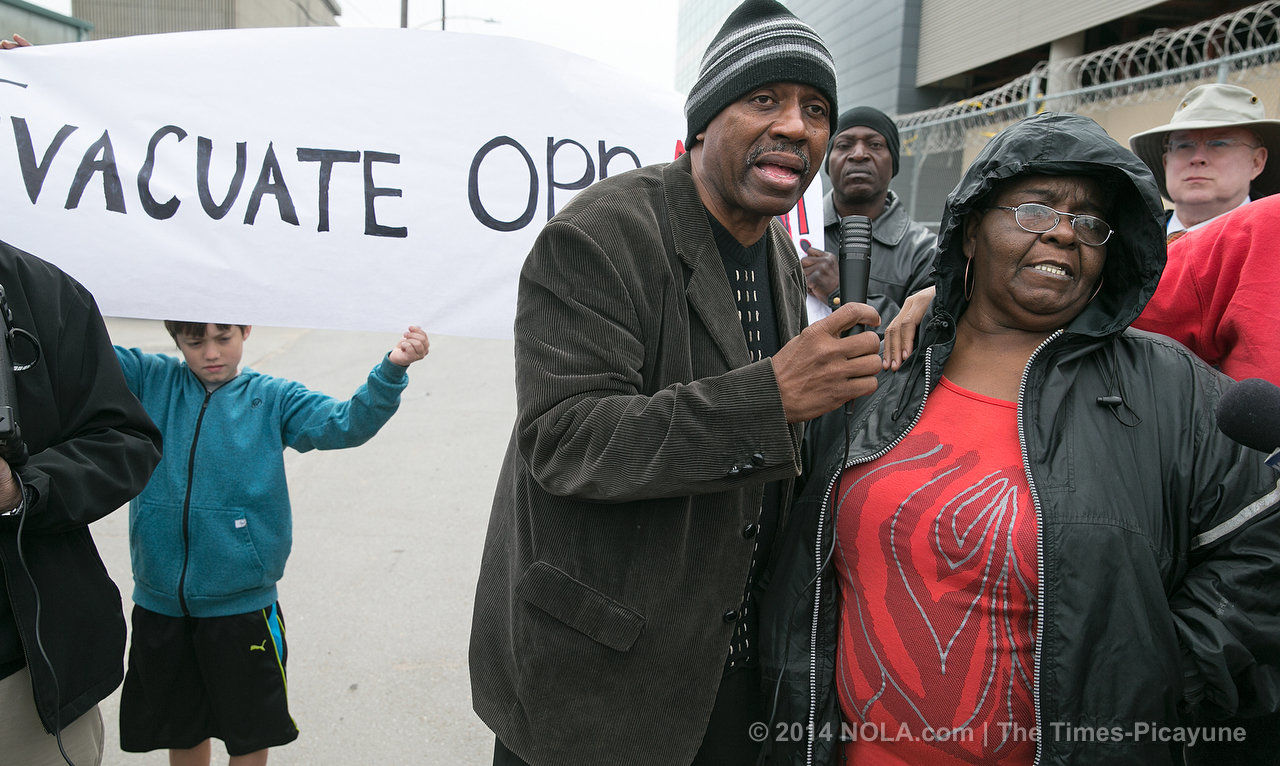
left=833, top=376, right=1038, bottom=764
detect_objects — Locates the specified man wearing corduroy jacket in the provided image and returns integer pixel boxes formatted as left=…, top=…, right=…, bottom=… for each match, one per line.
left=468, top=2, right=885, bottom=765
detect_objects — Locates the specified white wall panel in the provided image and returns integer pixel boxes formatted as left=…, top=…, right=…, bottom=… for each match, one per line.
left=917, top=0, right=1165, bottom=85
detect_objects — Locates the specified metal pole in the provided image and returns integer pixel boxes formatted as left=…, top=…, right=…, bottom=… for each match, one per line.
left=442, top=0, right=446, bottom=30
left=401, top=0, right=408, bottom=28
left=908, top=150, right=923, bottom=222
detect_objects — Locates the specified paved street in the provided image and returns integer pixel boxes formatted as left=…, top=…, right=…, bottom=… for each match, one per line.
left=92, top=319, right=510, bottom=764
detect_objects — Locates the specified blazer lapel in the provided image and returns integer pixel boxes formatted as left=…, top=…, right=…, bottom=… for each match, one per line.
left=767, top=220, right=807, bottom=345
left=662, top=158, right=749, bottom=370
left=683, top=235, right=751, bottom=369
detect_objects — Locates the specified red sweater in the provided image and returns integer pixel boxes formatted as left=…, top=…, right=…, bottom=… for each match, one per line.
left=1132, top=195, right=1280, bottom=386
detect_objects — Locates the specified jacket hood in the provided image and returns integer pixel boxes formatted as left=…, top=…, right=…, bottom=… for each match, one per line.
left=934, top=112, right=1166, bottom=338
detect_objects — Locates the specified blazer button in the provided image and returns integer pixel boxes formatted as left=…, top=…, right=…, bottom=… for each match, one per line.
left=751, top=452, right=765, bottom=466
left=722, top=609, right=739, bottom=623
left=742, top=523, right=758, bottom=539
left=739, top=463, right=755, bottom=475
left=726, top=466, right=741, bottom=478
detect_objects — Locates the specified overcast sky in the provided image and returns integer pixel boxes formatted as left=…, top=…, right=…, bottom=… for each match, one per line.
left=30, top=0, right=679, bottom=91
left=340, top=0, right=678, bottom=90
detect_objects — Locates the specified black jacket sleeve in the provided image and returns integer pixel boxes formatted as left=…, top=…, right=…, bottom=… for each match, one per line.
left=1168, top=372, right=1280, bottom=721
left=0, top=243, right=161, bottom=535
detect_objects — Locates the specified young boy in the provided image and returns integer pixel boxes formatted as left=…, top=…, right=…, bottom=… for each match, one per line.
left=112, top=321, right=429, bottom=766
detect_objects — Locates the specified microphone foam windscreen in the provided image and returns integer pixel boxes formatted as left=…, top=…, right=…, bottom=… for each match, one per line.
left=1216, top=378, right=1280, bottom=454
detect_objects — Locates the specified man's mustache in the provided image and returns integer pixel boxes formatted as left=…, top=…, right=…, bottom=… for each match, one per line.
left=746, top=142, right=811, bottom=175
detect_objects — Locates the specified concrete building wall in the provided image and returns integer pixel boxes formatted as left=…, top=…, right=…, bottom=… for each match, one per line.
left=237, top=0, right=339, bottom=28
left=71, top=0, right=338, bottom=40
left=916, top=0, right=1165, bottom=86
left=0, top=0, right=91, bottom=43
left=73, top=0, right=231, bottom=38
left=790, top=0, right=945, bottom=115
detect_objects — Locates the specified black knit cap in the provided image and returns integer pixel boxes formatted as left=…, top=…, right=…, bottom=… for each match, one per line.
left=684, top=0, right=837, bottom=148
left=828, top=106, right=900, bottom=176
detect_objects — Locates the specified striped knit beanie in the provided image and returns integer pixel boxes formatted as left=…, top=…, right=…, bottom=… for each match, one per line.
left=684, top=0, right=837, bottom=148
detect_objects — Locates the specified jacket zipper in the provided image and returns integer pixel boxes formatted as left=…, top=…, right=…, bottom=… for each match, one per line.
left=806, top=346, right=938, bottom=766
left=1016, top=329, right=1063, bottom=766
left=176, top=389, right=213, bottom=616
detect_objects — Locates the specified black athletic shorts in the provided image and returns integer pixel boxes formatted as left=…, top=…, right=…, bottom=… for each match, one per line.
left=119, top=603, right=299, bottom=756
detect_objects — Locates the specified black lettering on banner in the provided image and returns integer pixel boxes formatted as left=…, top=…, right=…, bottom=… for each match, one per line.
left=297, top=148, right=360, bottom=232
left=138, top=125, right=187, bottom=220
left=545, top=137, right=594, bottom=220
left=362, top=151, right=407, bottom=239
left=11, top=117, right=77, bottom=204
left=243, top=142, right=299, bottom=226
left=197, top=137, right=248, bottom=220
left=65, top=129, right=126, bottom=213
left=468, top=136, right=537, bottom=232
left=597, top=141, right=640, bottom=180
left=8, top=118, right=414, bottom=238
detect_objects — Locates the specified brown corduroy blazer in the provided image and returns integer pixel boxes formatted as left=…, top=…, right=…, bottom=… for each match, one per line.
left=469, top=152, right=807, bottom=766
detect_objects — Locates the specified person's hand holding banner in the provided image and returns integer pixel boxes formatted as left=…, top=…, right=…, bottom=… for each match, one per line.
left=0, top=34, right=31, bottom=50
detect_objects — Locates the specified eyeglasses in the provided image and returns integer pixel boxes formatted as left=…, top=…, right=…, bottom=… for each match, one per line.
left=1163, top=137, right=1262, bottom=160
left=990, top=203, right=1113, bottom=246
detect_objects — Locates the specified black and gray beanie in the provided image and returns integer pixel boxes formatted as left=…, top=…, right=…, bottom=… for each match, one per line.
left=684, top=0, right=838, bottom=148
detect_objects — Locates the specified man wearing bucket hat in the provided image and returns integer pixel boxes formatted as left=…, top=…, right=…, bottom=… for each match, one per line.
left=1129, top=83, right=1280, bottom=240
left=1129, top=84, right=1280, bottom=388
left=1132, top=86, right=1280, bottom=765
left=470, top=2, right=885, bottom=765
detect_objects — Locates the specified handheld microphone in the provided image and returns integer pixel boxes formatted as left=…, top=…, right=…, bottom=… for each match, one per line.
left=1216, top=378, right=1280, bottom=469
left=837, top=215, right=872, bottom=337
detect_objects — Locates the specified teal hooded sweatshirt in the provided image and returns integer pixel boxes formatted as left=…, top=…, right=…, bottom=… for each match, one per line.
left=115, top=347, right=408, bottom=617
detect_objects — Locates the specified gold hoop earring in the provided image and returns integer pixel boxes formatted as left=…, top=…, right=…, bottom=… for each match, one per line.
left=964, top=257, right=974, bottom=302
left=1089, top=275, right=1104, bottom=302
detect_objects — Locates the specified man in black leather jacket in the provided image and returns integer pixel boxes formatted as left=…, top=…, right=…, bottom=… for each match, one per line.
left=800, top=106, right=936, bottom=330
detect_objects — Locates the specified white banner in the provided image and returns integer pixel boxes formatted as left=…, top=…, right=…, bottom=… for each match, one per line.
left=0, top=27, right=825, bottom=338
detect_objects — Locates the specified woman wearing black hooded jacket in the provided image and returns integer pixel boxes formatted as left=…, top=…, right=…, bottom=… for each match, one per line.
left=757, top=113, right=1280, bottom=766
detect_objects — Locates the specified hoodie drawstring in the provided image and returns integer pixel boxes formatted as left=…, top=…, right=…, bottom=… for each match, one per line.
left=1096, top=342, right=1142, bottom=427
